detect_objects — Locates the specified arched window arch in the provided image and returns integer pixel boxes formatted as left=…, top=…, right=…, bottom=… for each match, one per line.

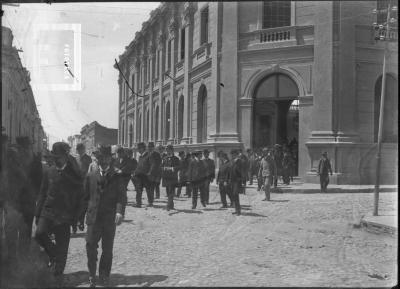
left=255, top=73, right=299, bottom=99
left=177, top=95, right=184, bottom=140
left=165, top=100, right=171, bottom=140
left=137, top=113, right=142, bottom=142
left=197, top=85, right=207, bottom=143
left=155, top=105, right=159, bottom=141
left=374, top=74, right=398, bottom=143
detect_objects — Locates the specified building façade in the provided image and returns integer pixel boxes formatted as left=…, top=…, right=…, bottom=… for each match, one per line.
left=115, top=1, right=398, bottom=185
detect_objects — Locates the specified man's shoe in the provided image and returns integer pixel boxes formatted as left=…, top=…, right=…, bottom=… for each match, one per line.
left=262, top=198, right=270, bottom=201
left=134, top=204, right=142, bottom=208
left=99, top=276, right=110, bottom=287
left=89, top=276, right=96, bottom=288
left=201, top=202, right=207, bottom=208
left=147, top=203, right=154, bottom=207
left=192, top=205, right=196, bottom=209
left=231, top=212, right=237, bottom=215
left=220, top=205, right=228, bottom=209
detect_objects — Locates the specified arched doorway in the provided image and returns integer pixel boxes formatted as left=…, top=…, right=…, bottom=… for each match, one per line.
left=374, top=74, right=398, bottom=143
left=253, top=73, right=299, bottom=172
left=177, top=95, right=184, bottom=141
left=165, top=100, right=170, bottom=141
left=197, top=85, right=207, bottom=143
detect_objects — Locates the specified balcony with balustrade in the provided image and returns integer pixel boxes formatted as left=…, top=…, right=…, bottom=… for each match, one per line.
left=239, top=25, right=314, bottom=51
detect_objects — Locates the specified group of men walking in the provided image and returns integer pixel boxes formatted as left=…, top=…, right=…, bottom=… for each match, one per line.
left=1, top=131, right=333, bottom=288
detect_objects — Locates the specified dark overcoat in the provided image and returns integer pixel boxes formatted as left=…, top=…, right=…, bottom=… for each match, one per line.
left=161, top=155, right=180, bottom=187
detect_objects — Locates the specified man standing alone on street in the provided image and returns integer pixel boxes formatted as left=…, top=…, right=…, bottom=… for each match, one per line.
left=202, top=149, right=215, bottom=204
left=84, top=145, right=126, bottom=287
left=259, top=148, right=277, bottom=201
left=34, top=142, right=84, bottom=284
left=317, top=152, right=333, bottom=193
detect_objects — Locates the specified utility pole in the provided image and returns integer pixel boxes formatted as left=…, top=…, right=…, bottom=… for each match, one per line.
left=372, top=1, right=398, bottom=216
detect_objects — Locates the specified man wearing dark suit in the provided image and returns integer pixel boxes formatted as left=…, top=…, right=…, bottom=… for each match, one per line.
left=34, top=142, right=84, bottom=283
left=161, top=145, right=180, bottom=210
left=147, top=142, right=162, bottom=200
left=132, top=142, right=152, bottom=207
left=154, top=145, right=165, bottom=199
left=202, top=149, right=215, bottom=204
left=229, top=149, right=243, bottom=215
left=317, top=152, right=333, bottom=193
left=216, top=152, right=233, bottom=208
left=187, top=151, right=207, bottom=209
left=83, top=145, right=126, bottom=287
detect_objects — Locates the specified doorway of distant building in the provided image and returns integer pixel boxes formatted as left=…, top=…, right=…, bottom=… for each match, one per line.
left=252, top=73, right=299, bottom=174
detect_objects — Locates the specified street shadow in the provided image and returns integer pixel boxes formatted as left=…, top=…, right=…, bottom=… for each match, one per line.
left=168, top=209, right=204, bottom=216
left=122, top=219, right=134, bottom=223
left=70, top=232, right=86, bottom=238
left=269, top=200, right=289, bottom=202
left=203, top=208, right=225, bottom=211
left=63, top=271, right=168, bottom=287
left=240, top=212, right=269, bottom=218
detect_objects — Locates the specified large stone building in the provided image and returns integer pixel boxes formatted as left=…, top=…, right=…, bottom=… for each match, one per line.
left=2, top=26, right=45, bottom=153
left=79, top=121, right=118, bottom=153
left=115, top=1, right=398, bottom=184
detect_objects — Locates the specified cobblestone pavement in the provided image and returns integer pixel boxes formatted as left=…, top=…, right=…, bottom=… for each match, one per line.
left=11, top=183, right=399, bottom=287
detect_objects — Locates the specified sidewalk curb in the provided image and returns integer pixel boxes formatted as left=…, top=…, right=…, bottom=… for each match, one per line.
left=360, top=215, right=398, bottom=235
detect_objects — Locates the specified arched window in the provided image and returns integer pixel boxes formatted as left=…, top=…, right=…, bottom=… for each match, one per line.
left=197, top=85, right=207, bottom=143
left=165, top=101, right=171, bottom=140
left=177, top=95, right=184, bottom=140
left=128, top=123, right=133, bottom=147
left=255, top=73, right=299, bottom=99
left=137, top=113, right=142, bottom=142
left=374, top=74, right=398, bottom=143
left=155, top=106, right=159, bottom=141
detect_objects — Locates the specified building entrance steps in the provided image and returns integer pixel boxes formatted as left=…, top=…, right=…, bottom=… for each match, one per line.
left=361, top=214, right=398, bottom=235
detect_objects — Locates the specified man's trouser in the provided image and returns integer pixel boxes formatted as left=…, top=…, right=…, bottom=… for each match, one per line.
left=263, top=175, right=273, bottom=201
left=154, top=182, right=161, bottom=199
left=133, top=175, right=153, bottom=206
left=35, top=217, right=71, bottom=275
left=166, top=186, right=175, bottom=209
left=204, top=179, right=211, bottom=204
left=86, top=215, right=116, bottom=278
left=231, top=182, right=242, bottom=214
left=218, top=183, right=233, bottom=207
left=320, top=174, right=329, bottom=192
left=191, top=181, right=206, bottom=208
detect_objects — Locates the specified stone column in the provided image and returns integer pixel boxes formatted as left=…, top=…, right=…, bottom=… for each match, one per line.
left=141, top=55, right=146, bottom=142
left=134, top=57, right=139, bottom=144
left=148, top=45, right=154, bottom=141
left=181, top=2, right=194, bottom=144
left=157, top=32, right=165, bottom=143
left=168, top=18, right=177, bottom=143
left=217, top=2, right=240, bottom=142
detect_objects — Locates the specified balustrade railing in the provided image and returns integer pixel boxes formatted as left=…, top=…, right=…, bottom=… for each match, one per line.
left=259, top=26, right=294, bottom=43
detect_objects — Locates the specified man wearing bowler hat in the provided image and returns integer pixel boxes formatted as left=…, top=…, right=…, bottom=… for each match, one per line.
left=132, top=142, right=152, bottom=207
left=34, top=142, right=85, bottom=283
left=84, top=145, right=126, bottom=287
left=187, top=150, right=207, bottom=209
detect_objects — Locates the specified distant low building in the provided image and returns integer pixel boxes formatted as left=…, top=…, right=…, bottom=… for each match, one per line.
left=79, top=121, right=118, bottom=153
left=67, top=134, right=81, bottom=155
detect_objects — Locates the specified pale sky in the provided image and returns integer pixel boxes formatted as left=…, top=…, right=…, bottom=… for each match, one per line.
left=3, top=2, right=160, bottom=145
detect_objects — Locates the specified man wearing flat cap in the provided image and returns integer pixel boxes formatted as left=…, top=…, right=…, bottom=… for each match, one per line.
left=258, top=148, right=277, bottom=201
left=83, top=145, right=127, bottom=287
left=317, top=152, right=333, bottom=193
left=34, top=142, right=85, bottom=282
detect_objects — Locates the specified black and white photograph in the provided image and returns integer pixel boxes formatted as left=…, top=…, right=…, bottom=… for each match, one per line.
left=0, top=1, right=398, bottom=287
